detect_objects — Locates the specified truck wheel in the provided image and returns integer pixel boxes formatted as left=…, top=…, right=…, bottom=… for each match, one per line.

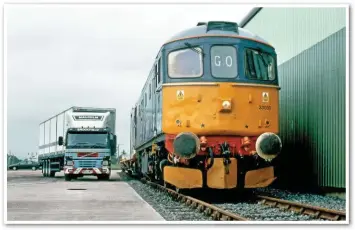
left=65, top=175, right=72, bottom=181
left=97, top=175, right=110, bottom=181
left=103, top=175, right=110, bottom=180
left=48, top=160, right=51, bottom=176
left=32, top=167, right=36, bottom=171
left=50, top=171, right=56, bottom=177
left=44, top=161, right=48, bottom=177
left=12, top=167, right=17, bottom=170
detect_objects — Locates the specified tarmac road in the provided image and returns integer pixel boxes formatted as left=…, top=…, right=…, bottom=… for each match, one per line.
left=6, top=169, right=164, bottom=222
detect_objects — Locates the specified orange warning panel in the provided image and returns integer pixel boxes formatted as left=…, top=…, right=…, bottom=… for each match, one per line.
left=244, top=166, right=276, bottom=188
left=163, top=166, right=203, bottom=189
left=207, top=158, right=237, bottom=189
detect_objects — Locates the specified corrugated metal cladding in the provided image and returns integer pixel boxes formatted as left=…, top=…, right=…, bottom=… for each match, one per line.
left=244, top=7, right=346, bottom=65
left=243, top=8, right=346, bottom=189
left=277, top=28, right=346, bottom=189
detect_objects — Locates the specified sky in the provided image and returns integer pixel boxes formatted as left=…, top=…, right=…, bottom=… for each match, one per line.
left=6, top=3, right=254, bottom=159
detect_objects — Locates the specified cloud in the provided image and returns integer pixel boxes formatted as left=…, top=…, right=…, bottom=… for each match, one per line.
left=6, top=4, right=253, bottom=158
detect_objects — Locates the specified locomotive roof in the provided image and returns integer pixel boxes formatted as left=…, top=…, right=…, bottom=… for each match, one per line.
left=165, top=21, right=270, bottom=46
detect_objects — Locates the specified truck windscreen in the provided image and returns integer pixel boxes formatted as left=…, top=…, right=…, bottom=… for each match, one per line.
left=66, top=132, right=109, bottom=149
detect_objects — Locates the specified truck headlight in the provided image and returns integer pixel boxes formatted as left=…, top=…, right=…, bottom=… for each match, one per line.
left=66, top=160, right=74, bottom=166
left=102, top=160, right=109, bottom=166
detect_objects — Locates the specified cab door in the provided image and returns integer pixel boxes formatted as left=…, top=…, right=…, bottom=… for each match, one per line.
left=153, top=56, right=163, bottom=135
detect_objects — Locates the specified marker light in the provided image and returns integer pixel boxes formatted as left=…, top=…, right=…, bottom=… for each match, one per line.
left=221, top=100, right=232, bottom=111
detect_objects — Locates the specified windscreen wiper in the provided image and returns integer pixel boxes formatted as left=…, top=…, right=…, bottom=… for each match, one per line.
left=90, top=143, right=107, bottom=148
left=184, top=42, right=205, bottom=57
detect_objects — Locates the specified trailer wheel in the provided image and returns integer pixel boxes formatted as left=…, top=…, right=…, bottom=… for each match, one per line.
left=44, top=160, right=48, bottom=177
left=45, top=160, right=47, bottom=177
left=65, top=175, right=72, bottom=181
left=48, top=160, right=51, bottom=176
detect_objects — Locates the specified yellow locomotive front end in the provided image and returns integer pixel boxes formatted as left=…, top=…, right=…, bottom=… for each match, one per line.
left=162, top=82, right=279, bottom=137
left=162, top=83, right=280, bottom=189
left=160, top=22, right=282, bottom=190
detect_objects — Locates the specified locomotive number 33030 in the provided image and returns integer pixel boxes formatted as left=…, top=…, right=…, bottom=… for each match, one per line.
left=259, top=105, right=272, bottom=110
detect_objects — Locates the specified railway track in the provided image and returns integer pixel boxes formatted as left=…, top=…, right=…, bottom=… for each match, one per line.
left=256, top=195, right=346, bottom=221
left=124, top=172, right=346, bottom=221
left=141, top=178, right=249, bottom=221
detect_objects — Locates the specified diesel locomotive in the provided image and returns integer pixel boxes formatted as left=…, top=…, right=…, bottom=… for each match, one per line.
left=121, top=21, right=282, bottom=190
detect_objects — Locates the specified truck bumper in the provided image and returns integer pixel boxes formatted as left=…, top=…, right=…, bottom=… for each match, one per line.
left=64, top=167, right=110, bottom=175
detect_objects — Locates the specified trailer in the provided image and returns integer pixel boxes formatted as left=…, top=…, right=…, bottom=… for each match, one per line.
left=38, top=106, right=116, bottom=181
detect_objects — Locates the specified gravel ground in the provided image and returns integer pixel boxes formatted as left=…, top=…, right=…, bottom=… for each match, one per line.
left=126, top=179, right=212, bottom=221
left=216, top=202, right=318, bottom=221
left=121, top=172, right=344, bottom=221
left=256, top=187, right=346, bottom=212
left=129, top=179, right=321, bottom=221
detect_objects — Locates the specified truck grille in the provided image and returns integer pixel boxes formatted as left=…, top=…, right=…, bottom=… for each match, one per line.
left=77, top=160, right=97, bottom=168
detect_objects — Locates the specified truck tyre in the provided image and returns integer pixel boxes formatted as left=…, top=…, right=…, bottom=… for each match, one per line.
left=43, top=161, right=46, bottom=177
left=48, top=160, right=51, bottom=176
left=32, top=167, right=36, bottom=171
left=103, top=175, right=110, bottom=180
left=12, top=167, right=17, bottom=170
left=50, top=171, right=55, bottom=177
left=44, top=160, right=49, bottom=177
left=97, top=175, right=110, bottom=181
left=65, top=175, right=72, bottom=181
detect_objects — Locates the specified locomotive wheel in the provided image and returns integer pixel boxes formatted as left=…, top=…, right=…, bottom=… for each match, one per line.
left=164, top=181, right=174, bottom=189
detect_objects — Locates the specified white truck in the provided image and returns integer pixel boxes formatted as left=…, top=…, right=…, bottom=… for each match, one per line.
left=38, top=106, right=116, bottom=181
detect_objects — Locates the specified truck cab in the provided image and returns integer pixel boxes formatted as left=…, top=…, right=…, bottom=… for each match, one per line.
left=58, top=110, right=117, bottom=181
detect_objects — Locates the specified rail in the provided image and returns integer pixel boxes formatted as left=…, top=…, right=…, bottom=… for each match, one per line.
left=120, top=171, right=346, bottom=221
left=256, top=195, right=346, bottom=221
left=142, top=179, right=249, bottom=221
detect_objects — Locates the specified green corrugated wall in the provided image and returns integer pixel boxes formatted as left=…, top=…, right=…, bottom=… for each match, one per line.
left=245, top=7, right=346, bottom=65
left=243, top=7, right=346, bottom=189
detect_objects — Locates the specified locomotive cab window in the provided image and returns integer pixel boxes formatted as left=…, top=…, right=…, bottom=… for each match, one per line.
left=245, top=48, right=276, bottom=81
left=155, top=58, right=162, bottom=88
left=210, top=45, right=237, bottom=78
left=140, top=100, right=144, bottom=116
left=149, top=84, right=152, bottom=99
left=168, top=47, right=203, bottom=78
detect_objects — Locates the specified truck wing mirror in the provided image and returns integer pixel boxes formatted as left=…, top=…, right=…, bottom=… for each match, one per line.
left=58, top=136, right=63, bottom=146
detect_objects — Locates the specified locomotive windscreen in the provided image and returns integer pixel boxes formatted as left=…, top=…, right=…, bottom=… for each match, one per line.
left=245, top=48, right=276, bottom=81
left=168, top=47, right=203, bottom=78
left=210, top=45, right=238, bottom=78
